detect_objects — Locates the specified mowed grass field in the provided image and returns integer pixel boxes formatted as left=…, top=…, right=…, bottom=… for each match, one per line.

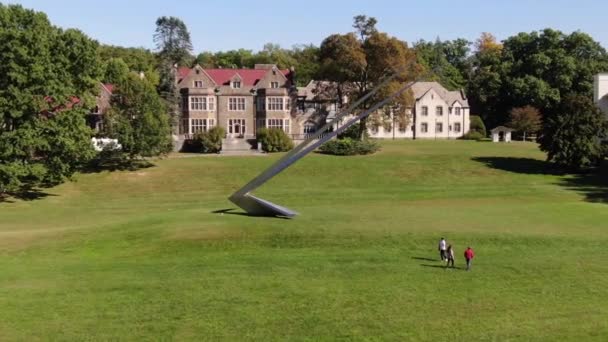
left=1, top=140, right=608, bottom=341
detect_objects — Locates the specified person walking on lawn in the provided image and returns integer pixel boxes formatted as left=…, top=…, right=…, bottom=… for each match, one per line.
left=438, top=237, right=447, bottom=261
left=446, top=245, right=455, bottom=268
left=464, top=246, right=475, bottom=271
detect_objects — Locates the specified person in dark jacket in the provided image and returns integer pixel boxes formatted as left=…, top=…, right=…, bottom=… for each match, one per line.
left=446, top=245, right=455, bottom=268
left=464, top=247, right=475, bottom=271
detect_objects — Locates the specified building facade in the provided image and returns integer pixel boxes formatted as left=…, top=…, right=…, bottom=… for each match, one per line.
left=367, top=82, right=470, bottom=139
left=177, top=64, right=296, bottom=139
left=176, top=65, right=470, bottom=143
left=594, top=73, right=608, bottom=115
left=87, top=83, right=113, bottom=132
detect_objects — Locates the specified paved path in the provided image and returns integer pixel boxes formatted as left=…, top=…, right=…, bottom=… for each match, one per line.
left=167, top=151, right=268, bottom=159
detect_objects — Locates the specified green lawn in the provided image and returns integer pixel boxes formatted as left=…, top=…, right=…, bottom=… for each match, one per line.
left=1, top=140, right=607, bottom=341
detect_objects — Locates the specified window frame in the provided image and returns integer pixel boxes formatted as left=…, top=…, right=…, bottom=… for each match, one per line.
left=266, top=118, right=290, bottom=133
left=421, top=106, right=429, bottom=116
left=189, top=96, right=205, bottom=111
left=189, top=96, right=215, bottom=111
left=190, top=118, right=208, bottom=133
left=228, top=97, right=246, bottom=111
left=436, top=106, right=443, bottom=116
left=267, top=97, right=284, bottom=111
left=454, top=122, right=462, bottom=133
left=421, top=122, right=428, bottom=133
left=436, top=122, right=443, bottom=133
left=303, top=122, right=316, bottom=134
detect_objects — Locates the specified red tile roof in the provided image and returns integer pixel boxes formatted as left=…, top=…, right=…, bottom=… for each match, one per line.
left=102, top=83, right=114, bottom=94
left=41, top=96, right=81, bottom=117
left=178, top=67, right=191, bottom=80
left=178, top=67, right=291, bottom=86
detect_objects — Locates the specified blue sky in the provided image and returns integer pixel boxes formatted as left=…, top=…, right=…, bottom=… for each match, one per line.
left=6, top=0, right=608, bottom=52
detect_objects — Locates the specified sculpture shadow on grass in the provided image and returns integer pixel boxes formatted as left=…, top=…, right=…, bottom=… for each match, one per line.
left=211, top=208, right=291, bottom=220
left=473, top=157, right=608, bottom=204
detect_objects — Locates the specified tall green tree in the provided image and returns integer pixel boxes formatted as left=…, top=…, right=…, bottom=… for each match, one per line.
left=317, top=15, right=419, bottom=139
left=154, top=16, right=193, bottom=66
left=509, top=106, right=541, bottom=141
left=467, top=33, right=504, bottom=128
left=98, top=45, right=160, bottom=86
left=289, top=44, right=320, bottom=86
left=539, top=95, right=607, bottom=170
left=154, top=16, right=193, bottom=134
left=468, top=29, right=608, bottom=128
left=102, top=58, right=130, bottom=84
left=0, top=4, right=101, bottom=194
left=254, top=43, right=298, bottom=69
left=103, top=73, right=172, bottom=158
left=414, top=38, right=468, bottom=90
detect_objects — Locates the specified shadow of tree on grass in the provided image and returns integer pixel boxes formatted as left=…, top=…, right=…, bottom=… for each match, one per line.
left=473, top=157, right=565, bottom=176
left=473, top=157, right=608, bottom=204
left=81, top=157, right=155, bottom=174
left=1, top=157, right=155, bottom=204
left=0, top=187, right=57, bottom=203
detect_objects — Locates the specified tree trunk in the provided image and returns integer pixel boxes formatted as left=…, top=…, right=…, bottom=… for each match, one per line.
left=523, top=131, right=526, bottom=142
left=359, top=117, right=367, bottom=140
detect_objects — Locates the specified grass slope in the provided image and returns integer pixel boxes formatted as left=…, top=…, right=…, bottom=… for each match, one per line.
left=1, top=140, right=607, bottom=341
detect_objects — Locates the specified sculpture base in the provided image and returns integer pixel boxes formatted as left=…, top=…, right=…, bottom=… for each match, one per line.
left=229, top=193, right=298, bottom=218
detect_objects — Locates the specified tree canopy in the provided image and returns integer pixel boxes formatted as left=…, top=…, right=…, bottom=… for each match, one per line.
left=414, top=38, right=470, bottom=91
left=317, top=16, right=420, bottom=139
left=538, top=95, right=607, bottom=170
left=103, top=73, right=172, bottom=159
left=154, top=16, right=193, bottom=65
left=467, top=29, right=608, bottom=128
left=99, top=45, right=160, bottom=86
left=509, top=106, right=541, bottom=141
left=0, top=4, right=101, bottom=194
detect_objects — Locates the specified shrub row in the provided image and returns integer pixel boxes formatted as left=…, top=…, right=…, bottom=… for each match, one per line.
left=461, top=131, right=486, bottom=141
left=182, top=126, right=226, bottom=153
left=318, top=138, right=380, bottom=156
left=257, top=128, right=294, bottom=152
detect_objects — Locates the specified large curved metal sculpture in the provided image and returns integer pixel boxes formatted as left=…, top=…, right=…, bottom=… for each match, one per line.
left=229, top=70, right=419, bottom=218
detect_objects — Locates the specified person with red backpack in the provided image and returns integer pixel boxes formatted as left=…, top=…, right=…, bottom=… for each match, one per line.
left=464, top=247, right=475, bottom=271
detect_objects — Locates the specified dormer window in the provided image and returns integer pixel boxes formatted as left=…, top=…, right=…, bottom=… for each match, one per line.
left=194, top=81, right=203, bottom=88
left=232, top=81, right=241, bottom=89
left=270, top=82, right=279, bottom=89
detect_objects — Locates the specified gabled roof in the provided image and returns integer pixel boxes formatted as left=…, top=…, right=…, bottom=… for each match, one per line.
left=205, top=68, right=290, bottom=86
left=177, top=66, right=291, bottom=87
left=178, top=67, right=191, bottom=80
left=298, top=80, right=342, bottom=101
left=491, top=126, right=515, bottom=133
left=411, top=81, right=469, bottom=107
